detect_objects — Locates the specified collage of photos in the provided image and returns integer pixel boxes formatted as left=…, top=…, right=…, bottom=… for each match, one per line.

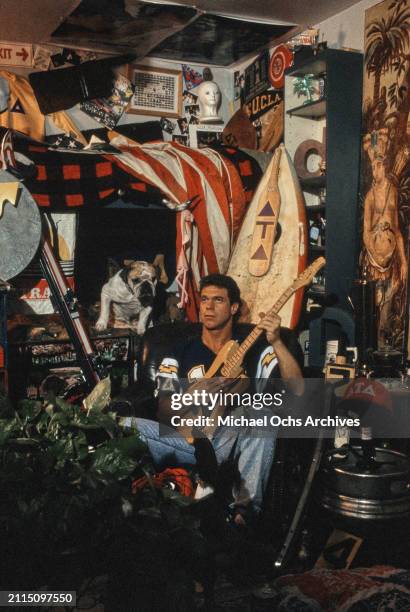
left=170, top=88, right=201, bottom=147
left=159, top=65, right=220, bottom=148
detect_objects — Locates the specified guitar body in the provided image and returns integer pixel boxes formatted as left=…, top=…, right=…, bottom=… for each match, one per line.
left=205, top=340, right=245, bottom=378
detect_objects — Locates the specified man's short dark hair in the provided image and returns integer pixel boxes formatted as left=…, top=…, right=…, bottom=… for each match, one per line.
left=199, top=274, right=241, bottom=305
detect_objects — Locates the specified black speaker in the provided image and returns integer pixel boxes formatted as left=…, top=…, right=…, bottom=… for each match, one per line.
left=29, top=54, right=135, bottom=114
left=350, top=278, right=377, bottom=365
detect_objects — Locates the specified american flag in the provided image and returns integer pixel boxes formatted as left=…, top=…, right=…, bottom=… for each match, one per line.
left=106, top=140, right=247, bottom=320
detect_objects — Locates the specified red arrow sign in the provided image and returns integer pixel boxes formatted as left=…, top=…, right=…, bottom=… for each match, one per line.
left=0, top=42, right=32, bottom=67
left=16, top=48, right=28, bottom=63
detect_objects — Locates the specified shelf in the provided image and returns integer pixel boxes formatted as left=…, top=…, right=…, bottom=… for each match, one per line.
left=287, top=98, right=326, bottom=119
left=287, top=57, right=327, bottom=78
left=10, top=329, right=134, bottom=346
left=285, top=48, right=363, bottom=314
left=29, top=359, right=128, bottom=369
left=306, top=204, right=326, bottom=213
left=307, top=287, right=326, bottom=298
left=300, top=176, right=326, bottom=191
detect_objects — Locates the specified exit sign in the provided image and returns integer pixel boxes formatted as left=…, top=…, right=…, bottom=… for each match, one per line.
left=0, top=42, right=32, bottom=67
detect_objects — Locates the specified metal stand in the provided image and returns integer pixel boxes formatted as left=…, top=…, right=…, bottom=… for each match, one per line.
left=0, top=279, right=10, bottom=392
left=39, top=234, right=106, bottom=393
left=274, top=383, right=334, bottom=570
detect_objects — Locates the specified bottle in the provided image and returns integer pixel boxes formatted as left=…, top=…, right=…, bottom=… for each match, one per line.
left=309, top=216, right=321, bottom=246
left=319, top=214, right=326, bottom=246
left=358, top=426, right=376, bottom=470
left=309, top=213, right=324, bottom=246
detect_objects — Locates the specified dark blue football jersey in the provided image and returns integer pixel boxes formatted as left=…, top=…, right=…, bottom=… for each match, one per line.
left=156, top=328, right=302, bottom=394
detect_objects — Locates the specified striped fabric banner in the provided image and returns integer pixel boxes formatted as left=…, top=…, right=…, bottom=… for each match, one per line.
left=107, top=140, right=247, bottom=320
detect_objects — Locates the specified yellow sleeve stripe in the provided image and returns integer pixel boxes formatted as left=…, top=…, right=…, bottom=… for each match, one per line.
left=158, top=364, right=178, bottom=375
left=262, top=351, right=277, bottom=367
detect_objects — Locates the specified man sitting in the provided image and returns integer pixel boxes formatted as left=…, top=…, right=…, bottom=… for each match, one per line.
left=131, top=274, right=304, bottom=524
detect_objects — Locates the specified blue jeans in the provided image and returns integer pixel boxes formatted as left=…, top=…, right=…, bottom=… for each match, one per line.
left=125, top=412, right=277, bottom=514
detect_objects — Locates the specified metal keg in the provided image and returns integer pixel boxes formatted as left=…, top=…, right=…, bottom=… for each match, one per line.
left=320, top=447, right=410, bottom=520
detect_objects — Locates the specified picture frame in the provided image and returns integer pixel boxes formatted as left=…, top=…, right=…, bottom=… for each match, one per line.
left=189, top=124, right=224, bottom=149
left=126, top=64, right=182, bottom=118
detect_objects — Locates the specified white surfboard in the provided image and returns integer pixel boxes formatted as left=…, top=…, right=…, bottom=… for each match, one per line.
left=228, top=145, right=307, bottom=328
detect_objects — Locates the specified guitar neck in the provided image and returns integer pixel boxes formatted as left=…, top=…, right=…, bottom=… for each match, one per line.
left=221, top=285, right=294, bottom=376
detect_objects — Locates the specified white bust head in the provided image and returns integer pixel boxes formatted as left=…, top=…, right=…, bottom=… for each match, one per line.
left=196, top=80, right=222, bottom=124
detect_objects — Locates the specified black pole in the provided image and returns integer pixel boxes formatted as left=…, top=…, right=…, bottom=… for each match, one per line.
left=401, top=225, right=410, bottom=370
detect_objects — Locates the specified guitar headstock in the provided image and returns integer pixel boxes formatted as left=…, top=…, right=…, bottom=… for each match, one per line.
left=292, top=257, right=326, bottom=291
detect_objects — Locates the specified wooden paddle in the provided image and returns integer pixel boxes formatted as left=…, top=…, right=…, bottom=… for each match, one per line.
left=248, top=144, right=283, bottom=277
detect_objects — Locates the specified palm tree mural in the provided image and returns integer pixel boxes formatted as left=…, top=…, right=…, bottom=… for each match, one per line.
left=365, top=4, right=410, bottom=105
left=361, top=0, right=410, bottom=352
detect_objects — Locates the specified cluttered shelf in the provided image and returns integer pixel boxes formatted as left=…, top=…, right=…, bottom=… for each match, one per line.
left=8, top=329, right=141, bottom=398
left=287, top=56, right=327, bottom=78
left=306, top=204, right=326, bottom=213
left=300, top=176, right=326, bottom=191
left=9, top=328, right=136, bottom=346
left=307, top=287, right=326, bottom=301
left=286, top=98, right=326, bottom=119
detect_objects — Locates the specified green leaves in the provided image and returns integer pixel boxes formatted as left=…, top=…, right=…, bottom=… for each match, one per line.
left=0, top=396, right=144, bottom=521
left=91, top=446, right=138, bottom=481
left=0, top=392, right=200, bottom=593
left=292, top=75, right=317, bottom=103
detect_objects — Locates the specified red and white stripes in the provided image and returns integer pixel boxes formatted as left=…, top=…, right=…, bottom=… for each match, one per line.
left=107, top=140, right=246, bottom=320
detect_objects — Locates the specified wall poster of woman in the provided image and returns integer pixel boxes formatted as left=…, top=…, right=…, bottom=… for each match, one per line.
left=361, top=0, right=410, bottom=352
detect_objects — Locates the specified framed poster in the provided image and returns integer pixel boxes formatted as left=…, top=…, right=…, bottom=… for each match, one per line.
left=127, top=65, right=182, bottom=118
left=189, top=124, right=223, bottom=148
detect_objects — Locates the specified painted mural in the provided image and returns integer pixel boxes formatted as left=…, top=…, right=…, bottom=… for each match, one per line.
left=361, top=0, right=410, bottom=352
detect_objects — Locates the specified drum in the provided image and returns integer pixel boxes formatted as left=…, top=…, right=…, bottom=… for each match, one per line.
left=0, top=171, right=41, bottom=281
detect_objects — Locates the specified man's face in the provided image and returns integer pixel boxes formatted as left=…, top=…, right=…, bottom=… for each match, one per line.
left=372, top=158, right=386, bottom=183
left=199, top=285, right=238, bottom=330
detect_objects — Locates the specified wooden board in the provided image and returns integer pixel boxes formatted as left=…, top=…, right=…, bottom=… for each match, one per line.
left=228, top=146, right=307, bottom=327
left=248, top=145, right=282, bottom=277
left=315, top=529, right=363, bottom=570
left=0, top=1, right=80, bottom=44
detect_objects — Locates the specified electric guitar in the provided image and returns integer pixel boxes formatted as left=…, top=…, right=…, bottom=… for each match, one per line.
left=204, top=256, right=326, bottom=379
